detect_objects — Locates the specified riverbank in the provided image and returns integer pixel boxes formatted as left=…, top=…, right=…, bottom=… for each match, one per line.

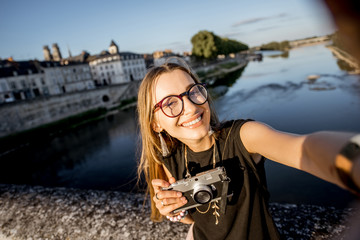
left=0, top=184, right=358, bottom=240
left=326, top=45, right=360, bottom=74
left=0, top=81, right=140, bottom=139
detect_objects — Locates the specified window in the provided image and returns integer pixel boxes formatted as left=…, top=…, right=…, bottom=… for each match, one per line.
left=1, top=82, right=8, bottom=91
left=21, top=80, right=26, bottom=88
left=10, top=82, right=17, bottom=90
left=42, top=87, right=49, bottom=95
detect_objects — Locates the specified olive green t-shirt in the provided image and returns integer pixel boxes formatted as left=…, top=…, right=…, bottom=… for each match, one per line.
left=162, top=119, right=280, bottom=240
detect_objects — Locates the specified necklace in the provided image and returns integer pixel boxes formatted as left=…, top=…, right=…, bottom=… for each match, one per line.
left=183, top=121, right=235, bottom=225
left=184, top=138, right=221, bottom=224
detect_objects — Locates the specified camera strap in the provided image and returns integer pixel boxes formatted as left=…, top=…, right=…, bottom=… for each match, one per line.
left=183, top=124, right=235, bottom=223
left=219, top=177, right=230, bottom=215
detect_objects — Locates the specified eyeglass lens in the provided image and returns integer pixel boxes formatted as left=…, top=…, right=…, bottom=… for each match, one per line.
left=161, top=84, right=207, bottom=117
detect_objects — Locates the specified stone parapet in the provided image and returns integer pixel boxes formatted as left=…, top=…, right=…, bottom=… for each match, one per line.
left=0, top=184, right=357, bottom=239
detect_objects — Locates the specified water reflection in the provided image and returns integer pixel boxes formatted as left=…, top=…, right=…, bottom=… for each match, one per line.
left=0, top=109, right=138, bottom=191
left=262, top=51, right=289, bottom=59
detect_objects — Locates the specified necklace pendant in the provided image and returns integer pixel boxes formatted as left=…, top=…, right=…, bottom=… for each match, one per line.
left=212, top=200, right=220, bottom=225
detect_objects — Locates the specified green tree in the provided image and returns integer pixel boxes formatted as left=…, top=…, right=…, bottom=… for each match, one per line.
left=191, top=31, right=249, bottom=59
left=191, top=31, right=221, bottom=59
left=260, top=40, right=290, bottom=51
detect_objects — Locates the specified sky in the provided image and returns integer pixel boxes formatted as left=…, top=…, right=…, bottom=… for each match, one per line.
left=0, top=0, right=336, bottom=61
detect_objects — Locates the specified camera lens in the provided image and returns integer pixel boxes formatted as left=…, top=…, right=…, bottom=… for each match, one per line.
left=193, top=185, right=213, bottom=204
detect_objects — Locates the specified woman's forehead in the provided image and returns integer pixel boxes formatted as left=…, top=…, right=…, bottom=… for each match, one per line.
left=153, top=70, right=195, bottom=101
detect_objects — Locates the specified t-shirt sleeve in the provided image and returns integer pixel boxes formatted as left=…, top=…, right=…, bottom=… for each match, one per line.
left=230, top=119, right=264, bottom=169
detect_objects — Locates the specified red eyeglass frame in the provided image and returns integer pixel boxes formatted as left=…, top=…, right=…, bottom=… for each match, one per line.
left=153, top=83, right=207, bottom=118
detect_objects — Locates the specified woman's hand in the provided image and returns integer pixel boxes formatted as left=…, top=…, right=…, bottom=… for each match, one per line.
left=151, top=177, right=188, bottom=217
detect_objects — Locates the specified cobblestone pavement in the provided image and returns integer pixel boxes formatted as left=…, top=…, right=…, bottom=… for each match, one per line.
left=0, top=184, right=358, bottom=240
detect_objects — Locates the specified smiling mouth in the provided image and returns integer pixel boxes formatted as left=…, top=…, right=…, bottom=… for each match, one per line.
left=182, top=114, right=202, bottom=127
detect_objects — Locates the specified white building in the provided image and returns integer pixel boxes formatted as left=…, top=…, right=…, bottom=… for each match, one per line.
left=89, top=41, right=146, bottom=86
left=0, top=60, right=95, bottom=104
left=41, top=62, right=94, bottom=95
left=0, top=40, right=146, bottom=104
left=0, top=78, right=14, bottom=102
left=0, top=60, right=49, bottom=103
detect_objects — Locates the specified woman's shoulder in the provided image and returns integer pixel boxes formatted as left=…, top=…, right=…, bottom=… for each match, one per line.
left=217, top=119, right=254, bottom=136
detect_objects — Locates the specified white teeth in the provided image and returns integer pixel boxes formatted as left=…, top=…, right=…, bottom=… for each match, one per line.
left=182, top=116, right=202, bottom=127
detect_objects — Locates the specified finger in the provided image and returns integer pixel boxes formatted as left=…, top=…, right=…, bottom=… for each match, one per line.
left=151, top=179, right=170, bottom=192
left=168, top=177, right=176, bottom=184
left=156, top=190, right=183, bottom=200
left=160, top=196, right=187, bottom=206
left=157, top=198, right=188, bottom=216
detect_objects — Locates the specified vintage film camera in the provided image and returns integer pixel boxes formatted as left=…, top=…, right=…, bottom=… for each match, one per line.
left=162, top=167, right=231, bottom=214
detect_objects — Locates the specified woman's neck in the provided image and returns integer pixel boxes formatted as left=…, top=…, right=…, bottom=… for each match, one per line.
left=184, top=135, right=214, bottom=152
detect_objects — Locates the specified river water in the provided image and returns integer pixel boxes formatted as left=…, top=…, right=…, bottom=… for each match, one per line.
left=1, top=43, right=359, bottom=208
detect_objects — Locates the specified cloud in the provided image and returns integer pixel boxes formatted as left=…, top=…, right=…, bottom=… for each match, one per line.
left=255, top=25, right=281, bottom=32
left=223, top=24, right=280, bottom=38
left=223, top=31, right=245, bottom=38
left=232, top=13, right=287, bottom=27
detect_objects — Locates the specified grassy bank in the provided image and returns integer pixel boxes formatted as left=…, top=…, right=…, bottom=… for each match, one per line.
left=197, top=61, right=248, bottom=85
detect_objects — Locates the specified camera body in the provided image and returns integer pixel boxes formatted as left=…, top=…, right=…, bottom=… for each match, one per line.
left=162, top=167, right=230, bottom=213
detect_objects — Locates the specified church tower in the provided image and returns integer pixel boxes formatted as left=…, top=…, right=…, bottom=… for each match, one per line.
left=43, top=45, right=52, bottom=61
left=109, top=40, right=119, bottom=54
left=52, top=43, right=62, bottom=61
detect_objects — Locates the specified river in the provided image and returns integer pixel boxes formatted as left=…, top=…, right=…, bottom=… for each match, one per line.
left=1, top=42, right=359, bottom=208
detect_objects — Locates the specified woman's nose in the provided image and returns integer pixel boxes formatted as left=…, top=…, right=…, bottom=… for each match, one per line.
left=182, top=95, right=198, bottom=115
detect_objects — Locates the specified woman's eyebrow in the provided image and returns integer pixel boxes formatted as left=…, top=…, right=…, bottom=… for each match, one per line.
left=185, top=82, right=195, bottom=91
left=166, top=83, right=195, bottom=97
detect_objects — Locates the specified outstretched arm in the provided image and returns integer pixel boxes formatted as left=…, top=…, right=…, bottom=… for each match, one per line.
left=240, top=121, right=360, bottom=194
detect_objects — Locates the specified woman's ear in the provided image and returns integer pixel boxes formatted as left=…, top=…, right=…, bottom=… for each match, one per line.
left=151, top=121, right=162, bottom=133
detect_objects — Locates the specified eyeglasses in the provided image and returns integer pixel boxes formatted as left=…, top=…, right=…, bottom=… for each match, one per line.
left=153, top=83, right=208, bottom=118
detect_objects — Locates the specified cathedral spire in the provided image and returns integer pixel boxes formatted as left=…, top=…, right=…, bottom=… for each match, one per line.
left=67, top=44, right=72, bottom=58
left=109, top=40, right=119, bottom=54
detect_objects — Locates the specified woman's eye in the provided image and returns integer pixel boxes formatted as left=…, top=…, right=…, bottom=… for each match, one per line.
left=189, top=90, right=199, bottom=97
left=163, top=99, right=178, bottom=108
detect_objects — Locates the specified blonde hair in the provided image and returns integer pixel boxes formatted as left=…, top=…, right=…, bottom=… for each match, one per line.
left=137, top=60, right=219, bottom=221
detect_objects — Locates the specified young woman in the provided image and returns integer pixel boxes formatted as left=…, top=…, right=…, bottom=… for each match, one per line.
left=137, top=60, right=360, bottom=239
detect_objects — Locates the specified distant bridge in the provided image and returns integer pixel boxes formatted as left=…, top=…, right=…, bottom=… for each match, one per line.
left=289, top=36, right=330, bottom=48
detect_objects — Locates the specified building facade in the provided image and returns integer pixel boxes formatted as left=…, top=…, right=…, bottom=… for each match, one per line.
left=1, top=40, right=146, bottom=104
left=89, top=41, right=146, bottom=86
left=0, top=60, right=94, bottom=104
left=0, top=60, right=47, bottom=103
left=41, top=61, right=94, bottom=95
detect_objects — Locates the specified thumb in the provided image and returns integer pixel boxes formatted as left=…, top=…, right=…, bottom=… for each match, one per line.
left=169, top=177, right=176, bottom=184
